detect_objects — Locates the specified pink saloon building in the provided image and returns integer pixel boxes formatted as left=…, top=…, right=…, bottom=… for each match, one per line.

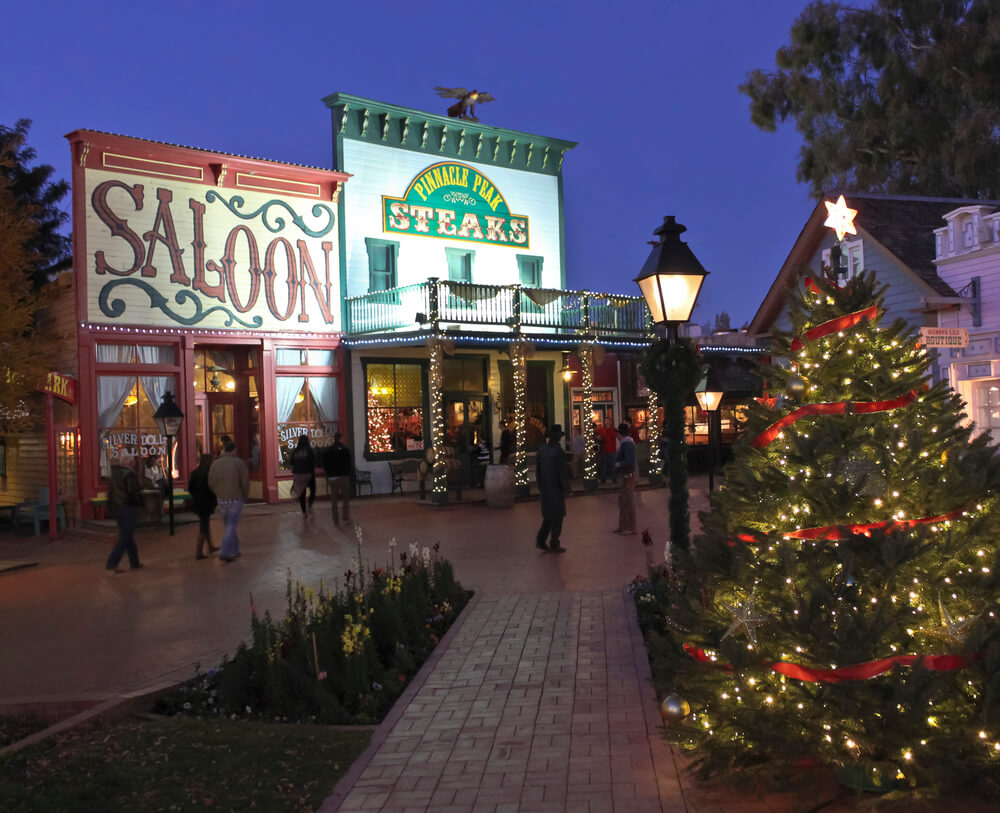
left=66, top=130, right=350, bottom=512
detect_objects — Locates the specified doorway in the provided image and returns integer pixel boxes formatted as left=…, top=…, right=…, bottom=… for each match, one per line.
left=192, top=347, right=260, bottom=469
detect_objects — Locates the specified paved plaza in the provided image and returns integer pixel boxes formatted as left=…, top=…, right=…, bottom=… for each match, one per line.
left=0, top=479, right=961, bottom=811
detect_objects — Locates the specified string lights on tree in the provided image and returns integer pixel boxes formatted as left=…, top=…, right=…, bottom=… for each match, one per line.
left=511, top=340, right=528, bottom=490
left=579, top=342, right=598, bottom=486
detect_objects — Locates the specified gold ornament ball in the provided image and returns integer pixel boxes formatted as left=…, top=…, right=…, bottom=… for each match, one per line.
left=785, top=375, right=807, bottom=400
left=660, top=694, right=691, bottom=722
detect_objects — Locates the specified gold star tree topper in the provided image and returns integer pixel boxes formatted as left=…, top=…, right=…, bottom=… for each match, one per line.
left=824, top=195, right=858, bottom=241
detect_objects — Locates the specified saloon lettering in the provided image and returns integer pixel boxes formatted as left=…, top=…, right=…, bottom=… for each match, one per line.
left=91, top=180, right=336, bottom=325
left=383, top=162, right=530, bottom=247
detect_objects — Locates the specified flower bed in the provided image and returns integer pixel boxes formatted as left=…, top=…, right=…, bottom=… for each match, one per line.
left=157, top=531, right=470, bottom=725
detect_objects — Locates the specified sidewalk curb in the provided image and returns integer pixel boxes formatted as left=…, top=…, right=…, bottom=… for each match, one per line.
left=317, top=590, right=482, bottom=813
left=0, top=679, right=185, bottom=758
left=623, top=585, right=691, bottom=812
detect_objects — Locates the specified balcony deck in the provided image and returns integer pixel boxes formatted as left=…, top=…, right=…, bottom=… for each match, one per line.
left=345, top=280, right=650, bottom=339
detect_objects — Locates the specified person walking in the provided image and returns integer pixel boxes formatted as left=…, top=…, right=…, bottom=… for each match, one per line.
left=209, top=440, right=249, bottom=562
left=105, top=452, right=144, bottom=573
left=535, top=424, right=570, bottom=553
left=613, top=422, right=638, bottom=535
left=474, top=434, right=491, bottom=487
left=499, top=420, right=514, bottom=464
left=290, top=434, right=317, bottom=517
left=322, top=432, right=353, bottom=527
left=188, top=453, right=218, bottom=559
left=598, top=417, right=619, bottom=484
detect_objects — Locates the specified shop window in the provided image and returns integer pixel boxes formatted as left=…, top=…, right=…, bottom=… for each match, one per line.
left=97, top=374, right=178, bottom=482
left=366, top=237, right=399, bottom=296
left=364, top=361, right=426, bottom=456
left=276, top=376, right=338, bottom=466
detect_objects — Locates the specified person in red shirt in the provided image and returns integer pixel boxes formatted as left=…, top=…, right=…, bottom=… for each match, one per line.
left=598, top=417, right=619, bottom=484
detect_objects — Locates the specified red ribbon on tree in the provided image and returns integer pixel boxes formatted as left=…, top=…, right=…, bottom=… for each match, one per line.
left=752, top=390, right=918, bottom=449
left=683, top=643, right=978, bottom=683
left=782, top=508, right=966, bottom=540
left=789, top=305, right=879, bottom=353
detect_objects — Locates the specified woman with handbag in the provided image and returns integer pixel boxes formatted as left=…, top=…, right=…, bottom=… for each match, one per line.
left=188, top=453, right=219, bottom=559
left=290, top=435, right=317, bottom=516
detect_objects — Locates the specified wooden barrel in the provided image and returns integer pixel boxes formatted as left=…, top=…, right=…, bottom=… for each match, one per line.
left=484, top=464, right=515, bottom=509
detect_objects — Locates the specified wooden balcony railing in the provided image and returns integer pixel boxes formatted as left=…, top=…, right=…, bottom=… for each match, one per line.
left=345, top=279, right=649, bottom=338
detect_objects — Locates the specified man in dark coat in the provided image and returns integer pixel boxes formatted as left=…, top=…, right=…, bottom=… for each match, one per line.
left=535, top=424, right=570, bottom=553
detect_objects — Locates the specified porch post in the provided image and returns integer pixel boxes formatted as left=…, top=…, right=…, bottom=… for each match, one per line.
left=511, top=340, right=530, bottom=497
left=428, top=337, right=448, bottom=505
left=647, top=387, right=662, bottom=486
left=580, top=342, right=599, bottom=491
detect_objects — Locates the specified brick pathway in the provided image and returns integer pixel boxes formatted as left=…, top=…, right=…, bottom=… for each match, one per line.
left=324, top=591, right=682, bottom=813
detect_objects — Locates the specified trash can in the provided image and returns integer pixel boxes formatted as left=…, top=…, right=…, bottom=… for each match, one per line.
left=141, top=489, right=162, bottom=524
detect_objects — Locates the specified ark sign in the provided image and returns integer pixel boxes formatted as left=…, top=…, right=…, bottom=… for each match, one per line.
left=382, top=162, right=529, bottom=248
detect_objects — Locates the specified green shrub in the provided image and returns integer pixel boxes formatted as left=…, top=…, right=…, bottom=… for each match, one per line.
left=157, top=535, right=470, bottom=725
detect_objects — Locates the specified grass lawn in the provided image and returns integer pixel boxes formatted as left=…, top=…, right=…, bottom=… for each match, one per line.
left=0, top=715, right=50, bottom=748
left=0, top=715, right=372, bottom=813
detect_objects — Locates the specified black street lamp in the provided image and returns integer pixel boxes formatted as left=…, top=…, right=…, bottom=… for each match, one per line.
left=695, top=369, right=724, bottom=493
left=636, top=216, right=709, bottom=555
left=153, top=392, right=185, bottom=536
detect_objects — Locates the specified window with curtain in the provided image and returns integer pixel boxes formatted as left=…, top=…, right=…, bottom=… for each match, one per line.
left=364, top=361, right=426, bottom=456
left=274, top=347, right=340, bottom=467
left=96, top=343, right=179, bottom=480
left=98, top=375, right=178, bottom=481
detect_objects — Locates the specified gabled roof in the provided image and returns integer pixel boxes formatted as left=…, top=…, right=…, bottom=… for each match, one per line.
left=749, top=193, right=997, bottom=335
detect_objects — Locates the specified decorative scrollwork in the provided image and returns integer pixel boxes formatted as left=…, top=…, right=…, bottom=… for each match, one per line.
left=442, top=191, right=476, bottom=206
left=204, top=191, right=335, bottom=237
left=401, top=116, right=410, bottom=144
left=98, top=279, right=264, bottom=328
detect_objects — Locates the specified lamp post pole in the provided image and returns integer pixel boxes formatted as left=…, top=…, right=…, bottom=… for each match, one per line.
left=153, top=392, right=185, bottom=537
left=695, top=371, right=723, bottom=493
left=636, top=216, right=709, bottom=561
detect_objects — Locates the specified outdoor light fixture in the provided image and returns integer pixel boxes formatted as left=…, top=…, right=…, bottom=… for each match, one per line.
left=635, top=216, right=708, bottom=333
left=559, top=351, right=576, bottom=382
left=695, top=368, right=724, bottom=492
left=153, top=392, right=185, bottom=536
left=636, top=215, right=709, bottom=557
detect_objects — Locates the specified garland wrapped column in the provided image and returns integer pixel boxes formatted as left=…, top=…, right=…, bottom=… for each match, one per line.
left=511, top=340, right=530, bottom=497
left=579, top=342, right=599, bottom=490
left=427, top=338, right=447, bottom=504
left=647, top=386, right=662, bottom=486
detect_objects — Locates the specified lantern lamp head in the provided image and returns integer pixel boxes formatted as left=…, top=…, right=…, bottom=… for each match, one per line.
left=635, top=216, right=708, bottom=326
left=153, top=392, right=185, bottom=437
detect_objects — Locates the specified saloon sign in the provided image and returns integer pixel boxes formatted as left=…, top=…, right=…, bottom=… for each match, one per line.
left=84, top=169, right=341, bottom=331
left=382, top=162, right=529, bottom=247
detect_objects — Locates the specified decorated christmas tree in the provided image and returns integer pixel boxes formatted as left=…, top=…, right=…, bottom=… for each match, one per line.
left=660, top=267, right=1000, bottom=796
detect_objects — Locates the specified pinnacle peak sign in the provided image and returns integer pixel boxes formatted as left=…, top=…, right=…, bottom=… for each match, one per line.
left=382, top=162, right=529, bottom=248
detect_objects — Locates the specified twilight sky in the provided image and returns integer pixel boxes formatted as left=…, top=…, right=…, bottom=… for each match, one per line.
left=3, top=0, right=819, bottom=328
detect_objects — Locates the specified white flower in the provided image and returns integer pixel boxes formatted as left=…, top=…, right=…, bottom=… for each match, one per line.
left=355, top=525, right=364, bottom=546
left=409, top=542, right=419, bottom=558
left=388, top=537, right=397, bottom=549
left=422, top=546, right=431, bottom=564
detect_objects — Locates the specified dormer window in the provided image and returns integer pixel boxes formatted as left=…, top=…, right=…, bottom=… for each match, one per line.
left=962, top=218, right=976, bottom=249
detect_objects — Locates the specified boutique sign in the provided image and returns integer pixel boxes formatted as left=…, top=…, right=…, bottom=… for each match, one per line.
left=83, top=167, right=342, bottom=332
left=382, top=162, right=529, bottom=247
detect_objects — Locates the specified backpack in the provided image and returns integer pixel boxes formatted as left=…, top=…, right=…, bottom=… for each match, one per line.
left=109, top=466, right=142, bottom=509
